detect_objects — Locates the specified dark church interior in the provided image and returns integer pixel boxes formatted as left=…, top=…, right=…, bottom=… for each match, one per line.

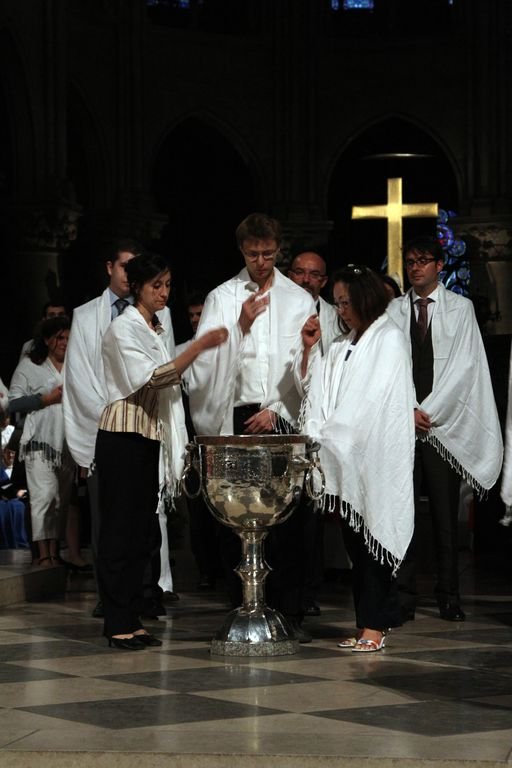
left=0, top=1, right=511, bottom=763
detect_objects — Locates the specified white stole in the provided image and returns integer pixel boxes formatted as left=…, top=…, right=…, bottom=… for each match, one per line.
left=63, top=289, right=176, bottom=469
left=300, top=314, right=415, bottom=572
left=501, top=340, right=512, bottom=507
left=387, top=284, right=503, bottom=494
left=188, top=267, right=316, bottom=435
left=63, top=289, right=111, bottom=468
left=9, top=357, right=65, bottom=466
left=101, top=306, right=187, bottom=495
left=317, top=295, right=342, bottom=354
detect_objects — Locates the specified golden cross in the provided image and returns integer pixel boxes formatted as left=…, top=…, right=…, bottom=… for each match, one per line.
left=351, top=177, right=438, bottom=287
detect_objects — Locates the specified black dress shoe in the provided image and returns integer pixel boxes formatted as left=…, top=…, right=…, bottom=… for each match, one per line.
left=134, top=632, right=163, bottom=647
left=61, top=559, right=94, bottom=574
left=303, top=602, right=321, bottom=617
left=439, top=603, right=465, bottom=621
left=92, top=600, right=104, bottom=618
left=106, top=635, right=146, bottom=650
left=163, top=590, right=180, bottom=602
left=286, top=618, right=312, bottom=644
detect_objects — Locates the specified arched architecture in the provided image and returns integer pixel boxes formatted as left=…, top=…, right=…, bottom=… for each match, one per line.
left=327, top=115, right=460, bottom=272
left=150, top=114, right=259, bottom=340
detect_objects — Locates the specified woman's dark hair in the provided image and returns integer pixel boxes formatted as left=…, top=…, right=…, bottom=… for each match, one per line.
left=124, top=252, right=170, bottom=300
left=381, top=274, right=402, bottom=299
left=331, top=264, right=389, bottom=335
left=30, top=316, right=71, bottom=365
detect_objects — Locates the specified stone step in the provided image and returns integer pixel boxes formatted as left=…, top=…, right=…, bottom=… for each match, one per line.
left=0, top=541, right=202, bottom=609
left=0, top=550, right=67, bottom=608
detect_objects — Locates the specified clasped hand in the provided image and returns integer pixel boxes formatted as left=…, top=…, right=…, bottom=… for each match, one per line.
left=243, top=407, right=276, bottom=434
left=414, top=408, right=432, bottom=433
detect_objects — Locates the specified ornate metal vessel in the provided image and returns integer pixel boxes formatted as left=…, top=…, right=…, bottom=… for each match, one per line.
left=182, top=434, right=324, bottom=656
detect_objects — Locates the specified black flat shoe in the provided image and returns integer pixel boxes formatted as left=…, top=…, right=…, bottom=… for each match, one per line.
left=106, top=635, right=146, bottom=650
left=286, top=618, right=313, bottom=644
left=134, top=633, right=163, bottom=647
left=439, top=602, right=465, bottom=622
left=61, top=559, right=94, bottom=574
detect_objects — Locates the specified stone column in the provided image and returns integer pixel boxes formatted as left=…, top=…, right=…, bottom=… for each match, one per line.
left=272, top=0, right=332, bottom=260
left=457, top=1, right=512, bottom=334
left=6, top=0, right=76, bottom=345
left=94, top=0, right=168, bottom=247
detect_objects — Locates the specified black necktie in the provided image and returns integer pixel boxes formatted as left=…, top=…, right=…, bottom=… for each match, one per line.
left=416, top=298, right=432, bottom=341
left=113, top=298, right=129, bottom=318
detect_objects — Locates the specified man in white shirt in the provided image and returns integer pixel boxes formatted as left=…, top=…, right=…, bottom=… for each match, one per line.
left=387, top=236, right=502, bottom=622
left=64, top=239, right=177, bottom=618
left=189, top=214, right=315, bottom=435
left=188, top=213, right=316, bottom=640
left=288, top=250, right=340, bottom=355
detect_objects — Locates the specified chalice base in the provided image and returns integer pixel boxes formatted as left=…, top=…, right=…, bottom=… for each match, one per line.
left=210, top=606, right=300, bottom=656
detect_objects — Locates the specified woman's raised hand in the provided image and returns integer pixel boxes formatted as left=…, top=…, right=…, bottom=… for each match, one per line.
left=301, top=315, right=321, bottom=349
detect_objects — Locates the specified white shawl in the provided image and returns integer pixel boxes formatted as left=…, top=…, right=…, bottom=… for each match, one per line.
left=299, top=314, right=415, bottom=572
left=63, top=289, right=111, bottom=468
left=188, top=267, right=316, bottom=435
left=9, top=356, right=65, bottom=466
left=101, top=306, right=187, bottom=495
left=0, top=378, right=7, bottom=414
left=318, top=295, right=342, bottom=354
left=501, top=341, right=512, bottom=507
left=63, top=288, right=176, bottom=469
left=387, top=285, right=503, bottom=494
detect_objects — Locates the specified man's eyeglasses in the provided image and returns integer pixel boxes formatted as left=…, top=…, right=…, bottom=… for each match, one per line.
left=405, top=257, right=437, bottom=268
left=290, top=268, right=326, bottom=280
left=242, top=248, right=280, bottom=262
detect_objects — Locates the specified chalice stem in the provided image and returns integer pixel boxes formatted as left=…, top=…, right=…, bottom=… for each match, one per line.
left=235, top=529, right=270, bottom=614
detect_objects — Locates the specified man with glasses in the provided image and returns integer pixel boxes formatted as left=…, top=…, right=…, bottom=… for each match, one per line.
left=387, top=235, right=502, bottom=623
left=189, top=213, right=315, bottom=436
left=188, top=212, right=316, bottom=641
left=288, top=251, right=340, bottom=354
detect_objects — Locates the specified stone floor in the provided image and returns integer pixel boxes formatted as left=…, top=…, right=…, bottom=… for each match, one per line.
left=0, top=558, right=511, bottom=768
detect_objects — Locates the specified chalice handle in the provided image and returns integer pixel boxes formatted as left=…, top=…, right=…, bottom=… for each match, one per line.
left=181, top=443, right=202, bottom=499
left=305, top=457, right=326, bottom=501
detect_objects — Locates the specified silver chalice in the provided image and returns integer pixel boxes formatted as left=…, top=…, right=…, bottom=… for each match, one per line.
left=182, top=434, right=324, bottom=656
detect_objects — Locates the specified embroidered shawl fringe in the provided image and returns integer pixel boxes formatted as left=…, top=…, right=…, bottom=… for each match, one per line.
left=297, top=391, right=310, bottom=433
left=323, top=493, right=402, bottom=576
left=271, top=404, right=296, bottom=435
left=19, top=441, right=62, bottom=468
left=419, top=433, right=487, bottom=499
left=159, top=481, right=182, bottom=513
